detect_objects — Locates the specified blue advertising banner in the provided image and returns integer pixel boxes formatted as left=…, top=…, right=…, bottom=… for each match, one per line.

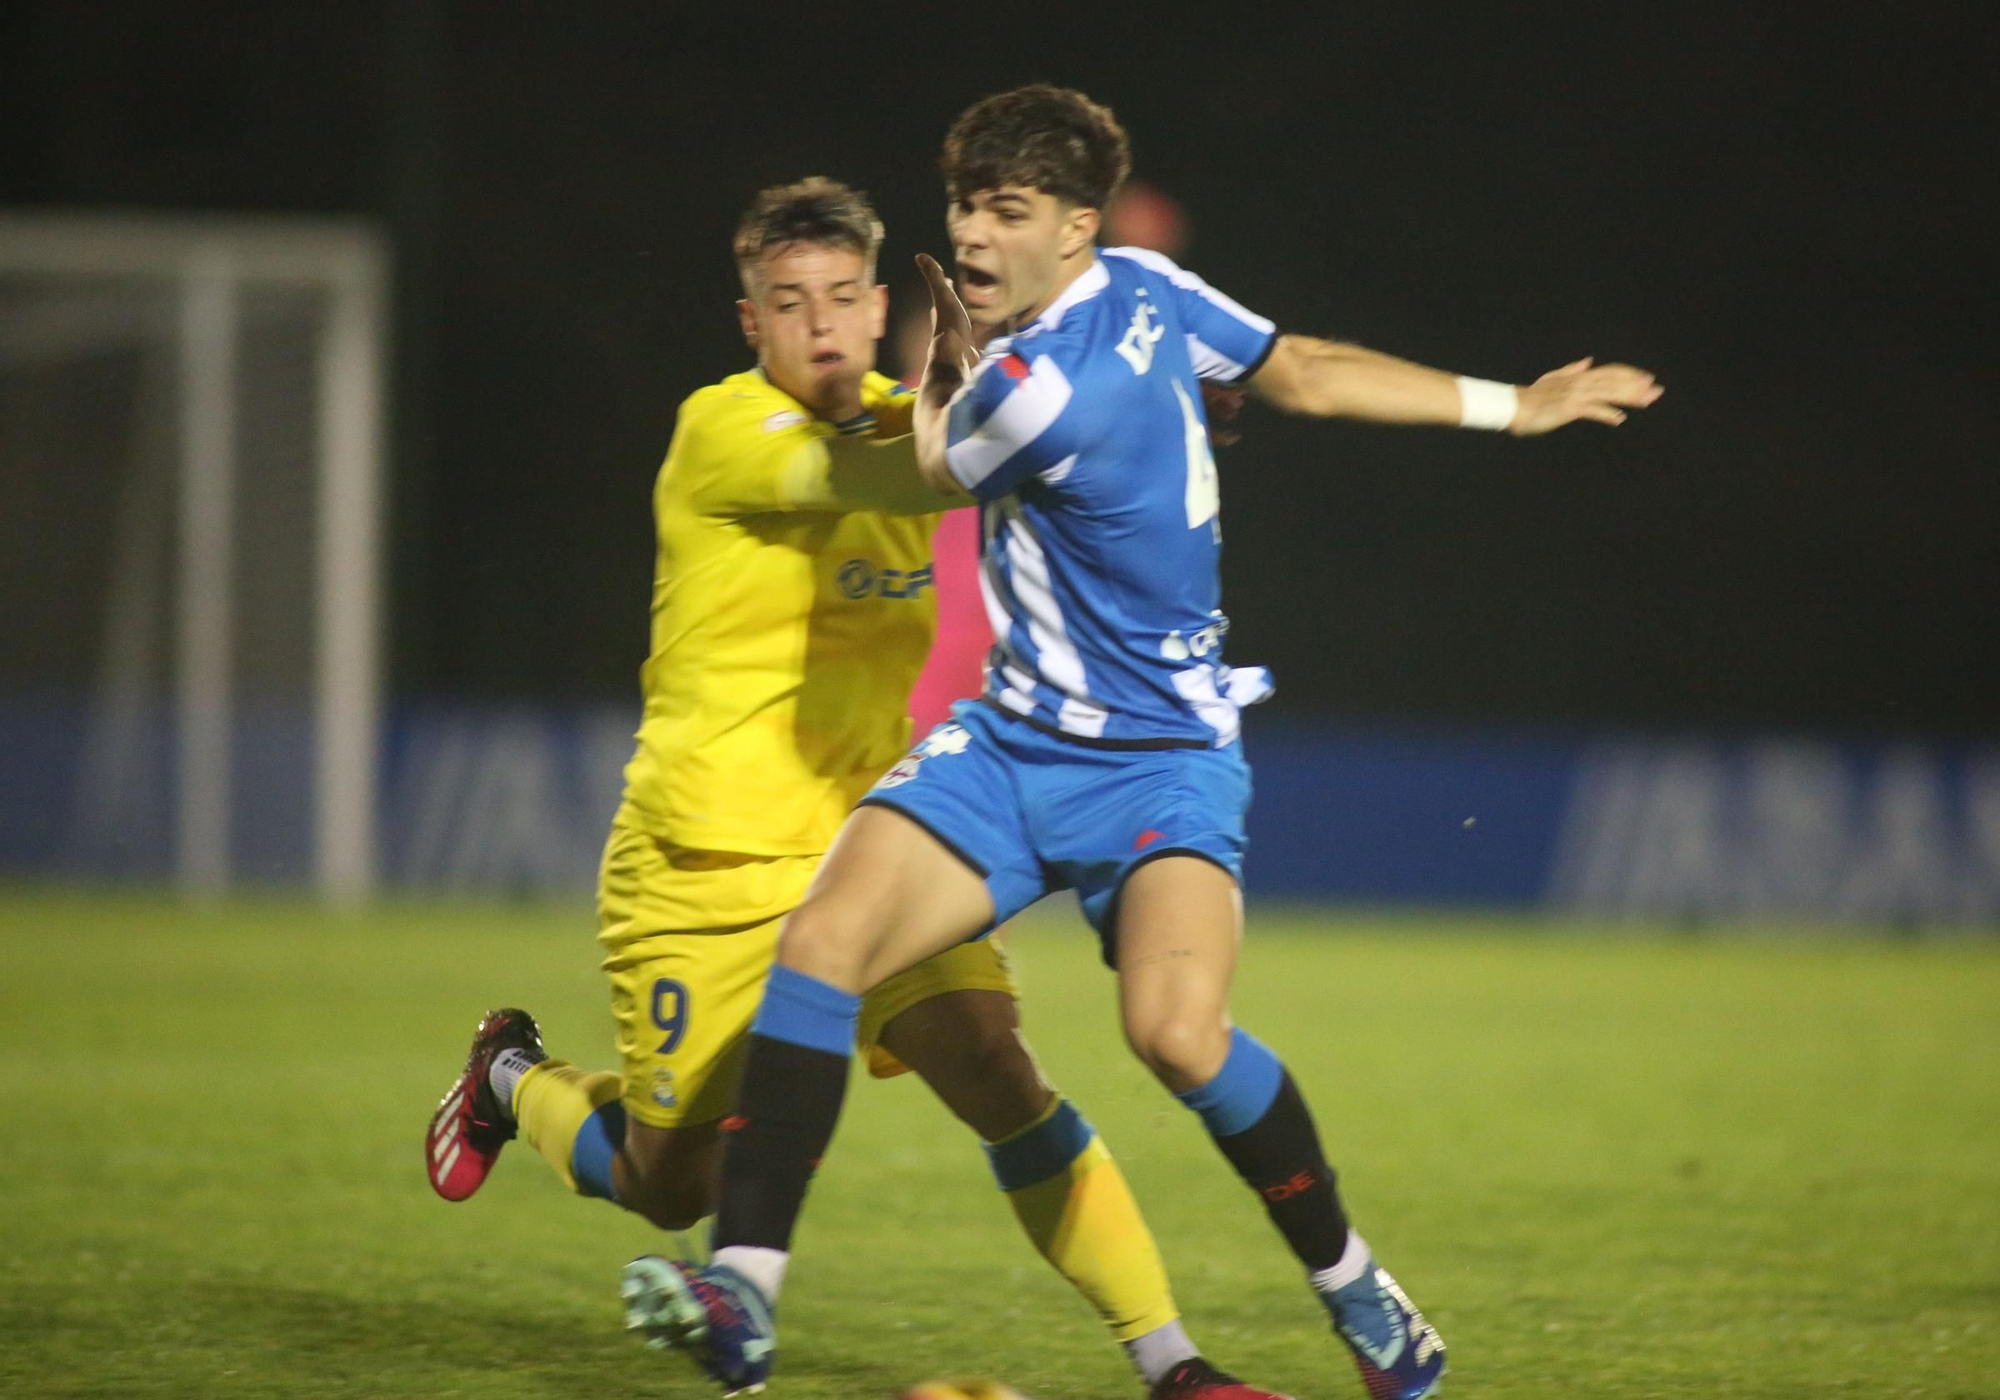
left=4, top=701, right=1995, bottom=927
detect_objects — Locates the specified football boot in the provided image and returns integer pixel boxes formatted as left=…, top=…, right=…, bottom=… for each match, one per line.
left=622, top=1255, right=776, bottom=1396
left=1151, top=1356, right=1294, bottom=1400
left=424, top=1006, right=542, bottom=1201
left=1322, top=1254, right=1447, bottom=1400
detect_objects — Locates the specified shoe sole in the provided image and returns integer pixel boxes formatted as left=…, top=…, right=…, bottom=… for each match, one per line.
left=425, top=1072, right=501, bottom=1201
left=623, top=1258, right=768, bottom=1396
left=622, top=1256, right=711, bottom=1352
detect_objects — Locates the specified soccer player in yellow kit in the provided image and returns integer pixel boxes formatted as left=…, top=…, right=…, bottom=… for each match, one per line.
left=425, top=178, right=1269, bottom=1399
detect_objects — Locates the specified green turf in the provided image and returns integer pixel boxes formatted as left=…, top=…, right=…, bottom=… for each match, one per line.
left=2, top=889, right=1995, bottom=1399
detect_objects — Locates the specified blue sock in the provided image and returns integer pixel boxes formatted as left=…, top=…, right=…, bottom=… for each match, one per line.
left=751, top=964, right=861, bottom=1055
left=571, top=1100, right=627, bottom=1201
left=1174, top=1027, right=1284, bottom=1136
left=983, top=1099, right=1096, bottom=1191
left=1179, top=1029, right=1350, bottom=1272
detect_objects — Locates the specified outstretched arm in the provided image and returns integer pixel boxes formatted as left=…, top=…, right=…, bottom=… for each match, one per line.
left=1245, top=333, right=1662, bottom=435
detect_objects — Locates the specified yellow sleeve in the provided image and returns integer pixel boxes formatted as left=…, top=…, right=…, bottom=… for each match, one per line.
left=677, top=391, right=955, bottom=518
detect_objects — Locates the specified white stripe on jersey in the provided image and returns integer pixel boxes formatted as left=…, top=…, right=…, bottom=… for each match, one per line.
left=946, top=354, right=1074, bottom=492
left=1168, top=664, right=1240, bottom=748
left=1169, top=664, right=1243, bottom=746
left=997, top=499, right=1109, bottom=737
left=997, top=662, right=1039, bottom=716
left=1106, top=246, right=1277, bottom=381
left=978, top=506, right=1043, bottom=718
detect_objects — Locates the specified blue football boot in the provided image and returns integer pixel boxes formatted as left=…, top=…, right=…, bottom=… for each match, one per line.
left=1321, top=1248, right=1447, bottom=1400
left=622, top=1255, right=776, bottom=1396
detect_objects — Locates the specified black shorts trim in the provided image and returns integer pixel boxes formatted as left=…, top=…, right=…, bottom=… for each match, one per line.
left=855, top=796, right=991, bottom=878
left=980, top=697, right=1210, bottom=752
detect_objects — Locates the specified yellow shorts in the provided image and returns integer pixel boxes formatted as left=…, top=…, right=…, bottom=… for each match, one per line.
left=596, top=822, right=1016, bottom=1129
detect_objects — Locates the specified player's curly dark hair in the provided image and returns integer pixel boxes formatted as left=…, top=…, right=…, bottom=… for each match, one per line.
left=941, top=84, right=1132, bottom=210
left=733, top=176, right=884, bottom=291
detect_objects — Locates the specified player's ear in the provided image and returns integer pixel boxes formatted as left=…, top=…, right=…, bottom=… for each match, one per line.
left=736, top=298, right=760, bottom=350
left=1059, top=204, right=1100, bottom=260
left=868, top=282, right=889, bottom=339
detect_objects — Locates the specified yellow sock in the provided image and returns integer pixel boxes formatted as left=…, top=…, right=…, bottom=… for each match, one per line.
left=986, top=1098, right=1180, bottom=1342
left=512, top=1060, right=626, bottom=1199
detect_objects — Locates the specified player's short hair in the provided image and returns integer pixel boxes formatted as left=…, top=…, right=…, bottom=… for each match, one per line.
left=941, top=84, right=1132, bottom=211
left=733, top=177, right=884, bottom=292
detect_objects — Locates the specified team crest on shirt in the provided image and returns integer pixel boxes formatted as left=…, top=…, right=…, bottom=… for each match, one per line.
left=878, top=724, right=971, bottom=789
left=1114, top=292, right=1165, bottom=375
left=762, top=410, right=807, bottom=432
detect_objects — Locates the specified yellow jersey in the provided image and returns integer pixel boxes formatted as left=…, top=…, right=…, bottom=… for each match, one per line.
left=616, top=368, right=957, bottom=855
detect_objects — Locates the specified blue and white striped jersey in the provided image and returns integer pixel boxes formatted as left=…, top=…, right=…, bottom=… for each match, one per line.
left=945, top=247, right=1279, bottom=748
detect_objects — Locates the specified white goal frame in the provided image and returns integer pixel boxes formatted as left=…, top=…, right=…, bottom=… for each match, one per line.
left=0, top=212, right=389, bottom=903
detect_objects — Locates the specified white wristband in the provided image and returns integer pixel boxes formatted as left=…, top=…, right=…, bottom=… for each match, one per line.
left=1456, top=376, right=1518, bottom=432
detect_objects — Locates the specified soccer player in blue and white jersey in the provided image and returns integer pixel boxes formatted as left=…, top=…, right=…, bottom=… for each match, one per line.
left=630, top=86, right=1662, bottom=1400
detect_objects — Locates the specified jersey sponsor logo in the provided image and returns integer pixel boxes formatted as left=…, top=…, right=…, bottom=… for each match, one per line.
left=1114, top=293, right=1165, bottom=375
left=1160, top=617, right=1228, bottom=661
left=836, top=559, right=935, bottom=600
left=762, top=409, right=807, bottom=432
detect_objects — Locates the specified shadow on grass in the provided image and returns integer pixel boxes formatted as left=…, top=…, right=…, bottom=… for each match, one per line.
left=1, top=1278, right=931, bottom=1400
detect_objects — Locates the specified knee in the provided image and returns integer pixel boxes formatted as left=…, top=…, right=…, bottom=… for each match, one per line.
left=1125, top=1011, right=1231, bottom=1092
left=775, top=897, right=870, bottom=988
left=899, top=1000, right=1052, bottom=1140
left=949, top=1025, right=1051, bottom=1131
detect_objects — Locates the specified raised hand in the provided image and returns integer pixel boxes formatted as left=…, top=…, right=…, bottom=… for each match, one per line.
left=910, top=253, right=980, bottom=492
left=915, top=253, right=977, bottom=410
left=1511, top=357, right=1663, bottom=435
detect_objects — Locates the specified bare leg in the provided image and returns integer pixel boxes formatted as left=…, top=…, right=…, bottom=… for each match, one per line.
left=711, top=806, right=993, bottom=1274
left=1115, top=855, right=1243, bottom=1092
left=612, top=1119, right=724, bottom=1232
left=774, top=804, right=997, bottom=990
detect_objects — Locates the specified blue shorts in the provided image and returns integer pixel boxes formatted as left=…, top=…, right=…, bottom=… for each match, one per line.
left=859, top=701, right=1252, bottom=965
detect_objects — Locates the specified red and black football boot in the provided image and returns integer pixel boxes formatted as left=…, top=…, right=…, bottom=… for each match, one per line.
left=424, top=1006, right=543, bottom=1201
left=1151, top=1357, right=1294, bottom=1400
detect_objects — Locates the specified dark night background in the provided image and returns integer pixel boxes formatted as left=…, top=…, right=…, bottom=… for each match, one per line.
left=4, top=1, right=1994, bottom=736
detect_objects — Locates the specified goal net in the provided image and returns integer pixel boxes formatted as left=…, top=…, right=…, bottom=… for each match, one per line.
left=0, top=213, right=388, bottom=901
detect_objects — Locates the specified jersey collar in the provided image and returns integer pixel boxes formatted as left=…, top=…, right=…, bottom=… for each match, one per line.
left=1023, top=257, right=1109, bottom=335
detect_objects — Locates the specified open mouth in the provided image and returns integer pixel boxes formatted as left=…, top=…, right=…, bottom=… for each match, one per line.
left=957, top=264, right=999, bottom=303
left=810, top=351, right=845, bottom=368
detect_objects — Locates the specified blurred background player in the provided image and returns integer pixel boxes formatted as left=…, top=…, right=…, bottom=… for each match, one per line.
left=638, top=87, right=1660, bottom=1399
left=425, top=177, right=1286, bottom=1400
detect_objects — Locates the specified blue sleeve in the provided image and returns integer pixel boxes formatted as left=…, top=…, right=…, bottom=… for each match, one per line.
left=1105, top=247, right=1279, bottom=383
left=944, top=349, right=1078, bottom=501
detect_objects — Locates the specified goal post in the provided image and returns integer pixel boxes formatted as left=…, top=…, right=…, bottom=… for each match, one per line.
left=0, top=212, right=389, bottom=902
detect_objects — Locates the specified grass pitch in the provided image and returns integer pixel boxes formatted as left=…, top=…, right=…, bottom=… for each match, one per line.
left=1, top=889, right=1995, bottom=1399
